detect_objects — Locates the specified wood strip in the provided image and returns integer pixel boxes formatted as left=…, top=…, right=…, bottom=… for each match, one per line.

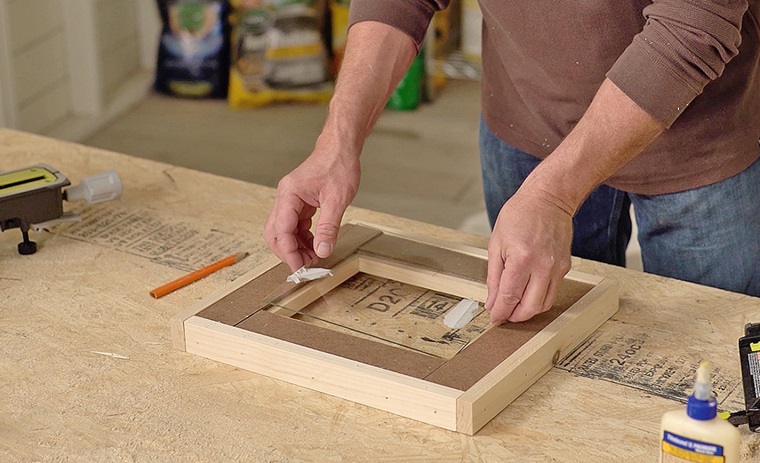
left=228, top=255, right=590, bottom=391
left=184, top=316, right=462, bottom=430
left=236, top=310, right=447, bottom=379
left=170, top=256, right=281, bottom=350
left=180, top=223, right=619, bottom=434
left=196, top=261, right=291, bottom=326
left=346, top=219, right=490, bottom=257
left=268, top=256, right=360, bottom=316
left=454, top=278, right=619, bottom=434
left=565, top=269, right=605, bottom=286
left=318, top=223, right=383, bottom=268
left=197, top=224, right=382, bottom=326
left=358, top=233, right=487, bottom=283
left=425, top=278, right=594, bottom=391
left=358, top=255, right=487, bottom=302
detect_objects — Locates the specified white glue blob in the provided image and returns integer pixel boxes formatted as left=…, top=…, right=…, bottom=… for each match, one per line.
left=443, top=298, right=479, bottom=329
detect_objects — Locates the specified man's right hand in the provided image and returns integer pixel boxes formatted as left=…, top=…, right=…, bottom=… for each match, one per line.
left=264, top=142, right=361, bottom=272
left=262, top=20, right=419, bottom=271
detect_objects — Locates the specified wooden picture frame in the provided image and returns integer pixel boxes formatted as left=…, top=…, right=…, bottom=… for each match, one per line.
left=171, top=222, right=618, bottom=434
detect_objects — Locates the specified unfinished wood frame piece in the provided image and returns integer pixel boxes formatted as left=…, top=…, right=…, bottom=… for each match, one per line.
left=171, top=222, right=618, bottom=434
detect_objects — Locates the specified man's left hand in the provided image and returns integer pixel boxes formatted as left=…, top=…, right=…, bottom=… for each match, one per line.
left=485, top=189, right=574, bottom=324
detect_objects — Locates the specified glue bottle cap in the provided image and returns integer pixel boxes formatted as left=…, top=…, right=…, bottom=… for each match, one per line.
left=687, top=362, right=717, bottom=420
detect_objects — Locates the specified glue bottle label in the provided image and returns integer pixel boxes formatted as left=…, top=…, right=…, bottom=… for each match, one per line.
left=661, top=431, right=725, bottom=462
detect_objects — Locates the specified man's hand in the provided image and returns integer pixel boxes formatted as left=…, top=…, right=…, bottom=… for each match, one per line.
left=484, top=78, right=664, bottom=323
left=264, top=144, right=360, bottom=272
left=262, top=21, right=417, bottom=270
left=485, top=190, right=573, bottom=324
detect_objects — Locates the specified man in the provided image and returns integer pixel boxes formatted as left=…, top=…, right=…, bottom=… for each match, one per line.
left=264, top=1, right=760, bottom=324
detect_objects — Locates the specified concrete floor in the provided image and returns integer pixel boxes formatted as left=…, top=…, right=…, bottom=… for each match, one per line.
left=84, top=78, right=642, bottom=269
left=84, top=79, right=489, bottom=234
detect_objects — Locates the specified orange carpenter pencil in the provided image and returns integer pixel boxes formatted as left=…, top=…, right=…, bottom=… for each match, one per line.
left=150, top=252, right=249, bottom=298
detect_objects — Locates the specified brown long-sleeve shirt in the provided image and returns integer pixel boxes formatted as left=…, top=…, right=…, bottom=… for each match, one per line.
left=349, top=1, right=760, bottom=195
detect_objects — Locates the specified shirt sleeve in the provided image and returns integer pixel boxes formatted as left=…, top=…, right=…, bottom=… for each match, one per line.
left=348, top=0, right=450, bottom=50
left=606, top=0, right=749, bottom=127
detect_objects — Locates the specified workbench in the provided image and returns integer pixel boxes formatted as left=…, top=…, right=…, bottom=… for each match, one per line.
left=1, top=128, right=758, bottom=462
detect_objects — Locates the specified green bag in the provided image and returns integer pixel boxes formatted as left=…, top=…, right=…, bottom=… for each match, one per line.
left=387, top=49, right=425, bottom=111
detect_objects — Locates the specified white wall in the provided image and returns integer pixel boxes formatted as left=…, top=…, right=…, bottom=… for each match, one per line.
left=0, top=0, right=61, bottom=130
left=0, top=0, right=11, bottom=128
left=95, top=0, right=142, bottom=106
left=136, top=0, right=161, bottom=71
left=0, top=85, right=5, bottom=126
left=0, top=0, right=159, bottom=139
left=9, top=0, right=71, bottom=133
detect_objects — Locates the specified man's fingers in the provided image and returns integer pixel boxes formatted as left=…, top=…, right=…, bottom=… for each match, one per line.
left=508, top=274, right=550, bottom=322
left=485, top=246, right=505, bottom=311
left=313, top=202, right=346, bottom=259
left=275, top=233, right=308, bottom=271
left=296, top=217, right=315, bottom=251
left=489, top=262, right=529, bottom=325
left=542, top=274, right=562, bottom=312
left=264, top=145, right=361, bottom=272
left=265, top=194, right=317, bottom=271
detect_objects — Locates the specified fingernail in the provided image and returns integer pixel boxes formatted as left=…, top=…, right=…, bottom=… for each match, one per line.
left=316, top=241, right=332, bottom=257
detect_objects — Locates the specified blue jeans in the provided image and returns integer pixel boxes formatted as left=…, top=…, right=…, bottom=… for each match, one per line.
left=479, top=118, right=760, bottom=296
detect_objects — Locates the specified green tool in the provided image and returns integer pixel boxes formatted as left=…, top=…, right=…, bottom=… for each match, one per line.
left=0, top=164, right=122, bottom=255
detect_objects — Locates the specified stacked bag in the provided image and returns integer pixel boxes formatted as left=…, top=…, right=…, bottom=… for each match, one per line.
left=154, top=0, right=431, bottom=110
left=154, top=0, right=231, bottom=98
left=155, top=0, right=332, bottom=107
left=227, top=0, right=332, bottom=107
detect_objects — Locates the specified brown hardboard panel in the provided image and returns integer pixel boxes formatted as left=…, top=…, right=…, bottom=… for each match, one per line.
left=196, top=263, right=292, bottom=326
left=198, top=224, right=382, bottom=326
left=231, top=278, right=591, bottom=391
left=236, top=310, right=447, bottom=380
left=198, top=223, right=593, bottom=392
left=424, top=278, right=594, bottom=390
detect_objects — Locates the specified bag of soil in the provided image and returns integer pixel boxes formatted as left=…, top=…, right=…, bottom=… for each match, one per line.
left=228, top=0, right=332, bottom=107
left=155, top=0, right=231, bottom=98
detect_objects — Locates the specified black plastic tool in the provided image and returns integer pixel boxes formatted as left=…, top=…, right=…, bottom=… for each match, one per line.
left=727, top=322, right=760, bottom=432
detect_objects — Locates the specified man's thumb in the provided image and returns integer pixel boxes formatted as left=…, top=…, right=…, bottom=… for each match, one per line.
left=314, top=208, right=343, bottom=258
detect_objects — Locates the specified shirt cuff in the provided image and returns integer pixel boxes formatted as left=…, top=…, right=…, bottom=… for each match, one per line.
left=348, top=0, right=440, bottom=50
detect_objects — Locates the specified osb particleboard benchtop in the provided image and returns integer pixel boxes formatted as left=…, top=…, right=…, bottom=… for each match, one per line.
left=1, top=128, right=758, bottom=462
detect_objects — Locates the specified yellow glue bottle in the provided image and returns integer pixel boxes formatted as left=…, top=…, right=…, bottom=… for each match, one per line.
left=659, top=362, right=741, bottom=462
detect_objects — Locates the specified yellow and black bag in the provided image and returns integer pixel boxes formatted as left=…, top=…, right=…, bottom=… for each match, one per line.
left=228, top=0, right=332, bottom=107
